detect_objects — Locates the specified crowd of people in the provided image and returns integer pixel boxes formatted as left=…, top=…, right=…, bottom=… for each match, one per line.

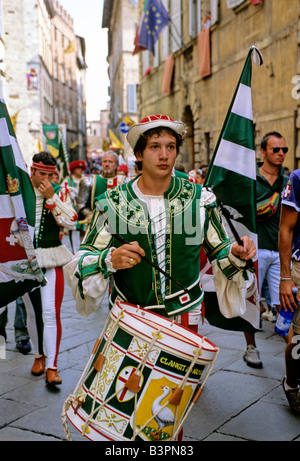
left=1, top=114, right=300, bottom=423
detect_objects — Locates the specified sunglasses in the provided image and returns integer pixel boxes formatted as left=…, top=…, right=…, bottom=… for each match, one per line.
left=271, top=147, right=288, bottom=154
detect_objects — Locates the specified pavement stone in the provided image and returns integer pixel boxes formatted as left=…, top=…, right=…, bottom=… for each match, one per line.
left=0, top=238, right=299, bottom=444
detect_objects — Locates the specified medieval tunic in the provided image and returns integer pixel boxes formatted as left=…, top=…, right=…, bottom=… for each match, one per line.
left=33, top=183, right=78, bottom=268
left=65, top=175, right=254, bottom=321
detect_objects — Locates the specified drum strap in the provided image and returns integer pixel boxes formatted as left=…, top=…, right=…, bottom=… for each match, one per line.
left=178, top=301, right=203, bottom=329
left=179, top=312, right=200, bottom=333
left=180, top=312, right=198, bottom=333
left=181, top=312, right=189, bottom=328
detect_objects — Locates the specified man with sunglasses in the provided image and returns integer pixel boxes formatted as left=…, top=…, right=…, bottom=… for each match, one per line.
left=243, top=132, right=288, bottom=368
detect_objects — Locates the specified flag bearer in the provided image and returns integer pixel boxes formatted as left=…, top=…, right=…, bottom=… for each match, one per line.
left=23, top=151, right=78, bottom=385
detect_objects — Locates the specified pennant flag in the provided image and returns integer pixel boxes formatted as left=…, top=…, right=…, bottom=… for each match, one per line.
left=109, top=129, right=124, bottom=149
left=43, top=124, right=60, bottom=157
left=124, top=115, right=135, bottom=127
left=42, top=124, right=69, bottom=182
left=10, top=111, right=19, bottom=133
left=64, top=39, right=77, bottom=54
left=133, top=25, right=146, bottom=55
left=202, top=46, right=264, bottom=332
left=70, top=140, right=79, bottom=149
left=102, top=138, right=110, bottom=152
left=135, top=0, right=170, bottom=55
left=37, top=135, right=43, bottom=152
left=0, top=99, right=45, bottom=307
left=57, top=128, right=69, bottom=181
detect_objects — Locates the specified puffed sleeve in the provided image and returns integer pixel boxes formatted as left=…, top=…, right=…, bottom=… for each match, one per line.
left=45, top=192, right=78, bottom=230
left=64, top=209, right=114, bottom=316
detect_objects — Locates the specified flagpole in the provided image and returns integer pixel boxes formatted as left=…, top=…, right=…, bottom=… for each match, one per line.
left=168, top=20, right=183, bottom=49
left=214, top=194, right=243, bottom=247
left=155, top=0, right=181, bottom=46
left=212, top=194, right=255, bottom=275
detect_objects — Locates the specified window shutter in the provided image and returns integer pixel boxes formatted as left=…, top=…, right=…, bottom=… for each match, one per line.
left=127, top=84, right=137, bottom=113
left=227, top=0, right=245, bottom=8
left=170, top=0, right=182, bottom=53
left=210, top=0, right=218, bottom=24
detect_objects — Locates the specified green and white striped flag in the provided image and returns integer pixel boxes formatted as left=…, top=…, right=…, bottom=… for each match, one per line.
left=0, top=99, right=45, bottom=307
left=202, top=46, right=263, bottom=332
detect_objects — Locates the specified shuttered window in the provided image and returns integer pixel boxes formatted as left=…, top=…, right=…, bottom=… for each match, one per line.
left=227, top=0, right=246, bottom=8
left=127, top=84, right=137, bottom=113
left=170, top=0, right=182, bottom=53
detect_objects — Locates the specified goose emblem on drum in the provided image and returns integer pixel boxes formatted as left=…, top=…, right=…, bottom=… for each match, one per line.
left=134, top=376, right=194, bottom=441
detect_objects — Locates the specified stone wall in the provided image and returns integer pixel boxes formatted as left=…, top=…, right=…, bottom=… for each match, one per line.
left=138, top=0, right=300, bottom=172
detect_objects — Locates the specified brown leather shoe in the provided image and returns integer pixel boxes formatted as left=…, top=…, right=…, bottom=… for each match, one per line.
left=45, top=368, right=62, bottom=385
left=31, top=355, right=45, bottom=376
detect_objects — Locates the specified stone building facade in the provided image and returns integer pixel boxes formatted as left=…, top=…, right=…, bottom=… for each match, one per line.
left=49, top=1, right=84, bottom=157
left=136, top=0, right=300, bottom=172
left=2, top=0, right=87, bottom=167
left=0, top=1, right=6, bottom=100
left=2, top=0, right=53, bottom=166
left=87, top=120, right=102, bottom=162
left=102, top=0, right=139, bottom=160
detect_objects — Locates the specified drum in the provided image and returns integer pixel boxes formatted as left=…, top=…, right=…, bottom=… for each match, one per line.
left=62, top=299, right=219, bottom=441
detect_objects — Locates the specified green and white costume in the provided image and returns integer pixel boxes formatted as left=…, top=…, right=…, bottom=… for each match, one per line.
left=34, top=183, right=77, bottom=268
left=65, top=175, right=255, bottom=319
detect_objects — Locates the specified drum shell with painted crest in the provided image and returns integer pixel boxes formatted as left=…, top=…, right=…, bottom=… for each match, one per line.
left=64, top=300, right=218, bottom=441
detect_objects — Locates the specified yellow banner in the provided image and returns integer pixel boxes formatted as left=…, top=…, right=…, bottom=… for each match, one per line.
left=109, top=129, right=124, bottom=149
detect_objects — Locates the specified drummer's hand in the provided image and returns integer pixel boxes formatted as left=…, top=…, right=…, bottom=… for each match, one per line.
left=110, top=242, right=145, bottom=270
left=231, top=236, right=256, bottom=261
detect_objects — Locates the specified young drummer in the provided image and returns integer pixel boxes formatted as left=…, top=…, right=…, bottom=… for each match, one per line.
left=65, top=115, right=256, bottom=332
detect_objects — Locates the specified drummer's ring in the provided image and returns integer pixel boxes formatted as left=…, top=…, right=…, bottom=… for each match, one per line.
left=129, top=258, right=135, bottom=265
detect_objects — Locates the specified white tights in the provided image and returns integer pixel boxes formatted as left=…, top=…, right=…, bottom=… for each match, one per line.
left=23, top=267, right=64, bottom=369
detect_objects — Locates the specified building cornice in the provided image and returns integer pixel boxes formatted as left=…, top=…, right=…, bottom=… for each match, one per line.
left=102, top=0, right=114, bottom=28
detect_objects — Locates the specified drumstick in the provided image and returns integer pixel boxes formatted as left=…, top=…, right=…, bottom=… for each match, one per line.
left=213, top=189, right=254, bottom=270
left=105, top=224, right=189, bottom=294
left=217, top=201, right=244, bottom=246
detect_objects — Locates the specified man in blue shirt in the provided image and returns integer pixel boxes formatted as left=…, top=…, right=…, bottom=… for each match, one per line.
left=279, top=169, right=300, bottom=414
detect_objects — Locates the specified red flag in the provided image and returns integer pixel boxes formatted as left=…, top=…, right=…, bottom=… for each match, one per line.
left=198, top=28, right=211, bottom=79
left=133, top=25, right=146, bottom=55
left=162, top=54, right=175, bottom=94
